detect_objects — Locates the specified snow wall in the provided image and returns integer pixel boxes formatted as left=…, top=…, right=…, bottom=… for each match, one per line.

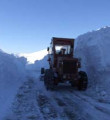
left=0, top=50, right=27, bottom=119
left=75, top=27, right=110, bottom=98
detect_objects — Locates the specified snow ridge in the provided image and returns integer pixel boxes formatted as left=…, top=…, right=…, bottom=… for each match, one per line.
left=75, top=26, right=110, bottom=99
left=0, top=51, right=27, bottom=119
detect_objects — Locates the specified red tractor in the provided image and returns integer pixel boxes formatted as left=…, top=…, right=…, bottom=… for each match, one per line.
left=41, top=37, right=88, bottom=90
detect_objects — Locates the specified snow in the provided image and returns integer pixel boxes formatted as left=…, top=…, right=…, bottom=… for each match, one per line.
left=26, top=55, right=49, bottom=71
left=4, top=71, right=110, bottom=120
left=19, top=49, right=47, bottom=64
left=0, top=50, right=27, bottom=119
left=75, top=26, right=110, bottom=100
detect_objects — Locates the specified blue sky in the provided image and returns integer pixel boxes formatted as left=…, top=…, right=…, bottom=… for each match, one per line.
left=0, top=0, right=110, bottom=53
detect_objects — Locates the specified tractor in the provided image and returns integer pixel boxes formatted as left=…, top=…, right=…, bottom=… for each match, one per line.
left=41, top=37, right=88, bottom=90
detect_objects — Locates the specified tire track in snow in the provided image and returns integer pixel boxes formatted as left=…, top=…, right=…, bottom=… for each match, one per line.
left=36, top=91, right=58, bottom=120
left=6, top=79, right=43, bottom=120
left=55, top=89, right=110, bottom=120
left=54, top=96, right=77, bottom=120
left=72, top=91, right=110, bottom=116
left=52, top=91, right=86, bottom=120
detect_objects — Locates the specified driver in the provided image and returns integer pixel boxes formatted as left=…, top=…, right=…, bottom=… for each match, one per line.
left=60, top=48, right=66, bottom=55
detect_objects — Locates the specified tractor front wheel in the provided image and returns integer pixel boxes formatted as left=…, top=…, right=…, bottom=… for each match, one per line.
left=44, top=69, right=55, bottom=90
left=78, top=71, right=88, bottom=91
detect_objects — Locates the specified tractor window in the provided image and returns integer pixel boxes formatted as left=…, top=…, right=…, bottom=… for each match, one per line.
left=55, top=45, right=71, bottom=55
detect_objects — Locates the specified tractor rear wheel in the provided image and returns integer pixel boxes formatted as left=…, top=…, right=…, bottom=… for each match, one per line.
left=78, top=71, right=88, bottom=91
left=44, top=69, right=55, bottom=90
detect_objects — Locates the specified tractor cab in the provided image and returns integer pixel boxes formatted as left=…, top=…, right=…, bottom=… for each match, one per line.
left=47, top=37, right=74, bottom=68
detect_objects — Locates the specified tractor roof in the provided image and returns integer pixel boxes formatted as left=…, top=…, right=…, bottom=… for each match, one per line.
left=51, top=37, right=74, bottom=45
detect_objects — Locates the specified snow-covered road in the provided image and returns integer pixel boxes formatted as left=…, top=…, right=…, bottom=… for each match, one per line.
left=5, top=71, right=110, bottom=120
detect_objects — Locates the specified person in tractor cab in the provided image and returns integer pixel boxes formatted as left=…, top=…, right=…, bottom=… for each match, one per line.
left=60, top=48, right=66, bottom=55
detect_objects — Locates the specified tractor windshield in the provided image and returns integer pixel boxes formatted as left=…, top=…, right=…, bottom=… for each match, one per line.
left=55, top=45, right=71, bottom=55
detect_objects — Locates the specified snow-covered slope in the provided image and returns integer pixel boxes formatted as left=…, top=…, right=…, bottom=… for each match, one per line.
left=75, top=26, right=110, bottom=99
left=19, top=49, right=47, bottom=64
left=0, top=50, right=27, bottom=119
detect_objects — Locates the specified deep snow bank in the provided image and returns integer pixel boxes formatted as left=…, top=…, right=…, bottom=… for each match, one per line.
left=0, top=50, right=27, bottom=119
left=26, top=55, right=49, bottom=72
left=75, top=26, right=110, bottom=99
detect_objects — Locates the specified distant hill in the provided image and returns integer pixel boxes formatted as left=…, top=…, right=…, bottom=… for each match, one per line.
left=19, top=49, right=47, bottom=63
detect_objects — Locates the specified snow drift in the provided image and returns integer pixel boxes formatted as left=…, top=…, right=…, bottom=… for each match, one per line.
left=0, top=50, right=27, bottom=119
left=19, top=49, right=47, bottom=64
left=75, top=26, right=110, bottom=99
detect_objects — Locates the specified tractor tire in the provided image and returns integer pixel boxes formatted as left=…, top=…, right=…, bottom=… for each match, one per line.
left=41, top=68, right=45, bottom=74
left=78, top=71, right=88, bottom=91
left=44, top=69, right=55, bottom=90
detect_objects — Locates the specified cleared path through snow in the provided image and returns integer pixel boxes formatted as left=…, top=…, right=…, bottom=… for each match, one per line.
left=5, top=71, right=110, bottom=120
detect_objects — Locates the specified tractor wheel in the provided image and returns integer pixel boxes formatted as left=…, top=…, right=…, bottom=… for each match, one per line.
left=78, top=71, right=88, bottom=91
left=41, top=68, right=45, bottom=74
left=44, top=69, right=55, bottom=90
